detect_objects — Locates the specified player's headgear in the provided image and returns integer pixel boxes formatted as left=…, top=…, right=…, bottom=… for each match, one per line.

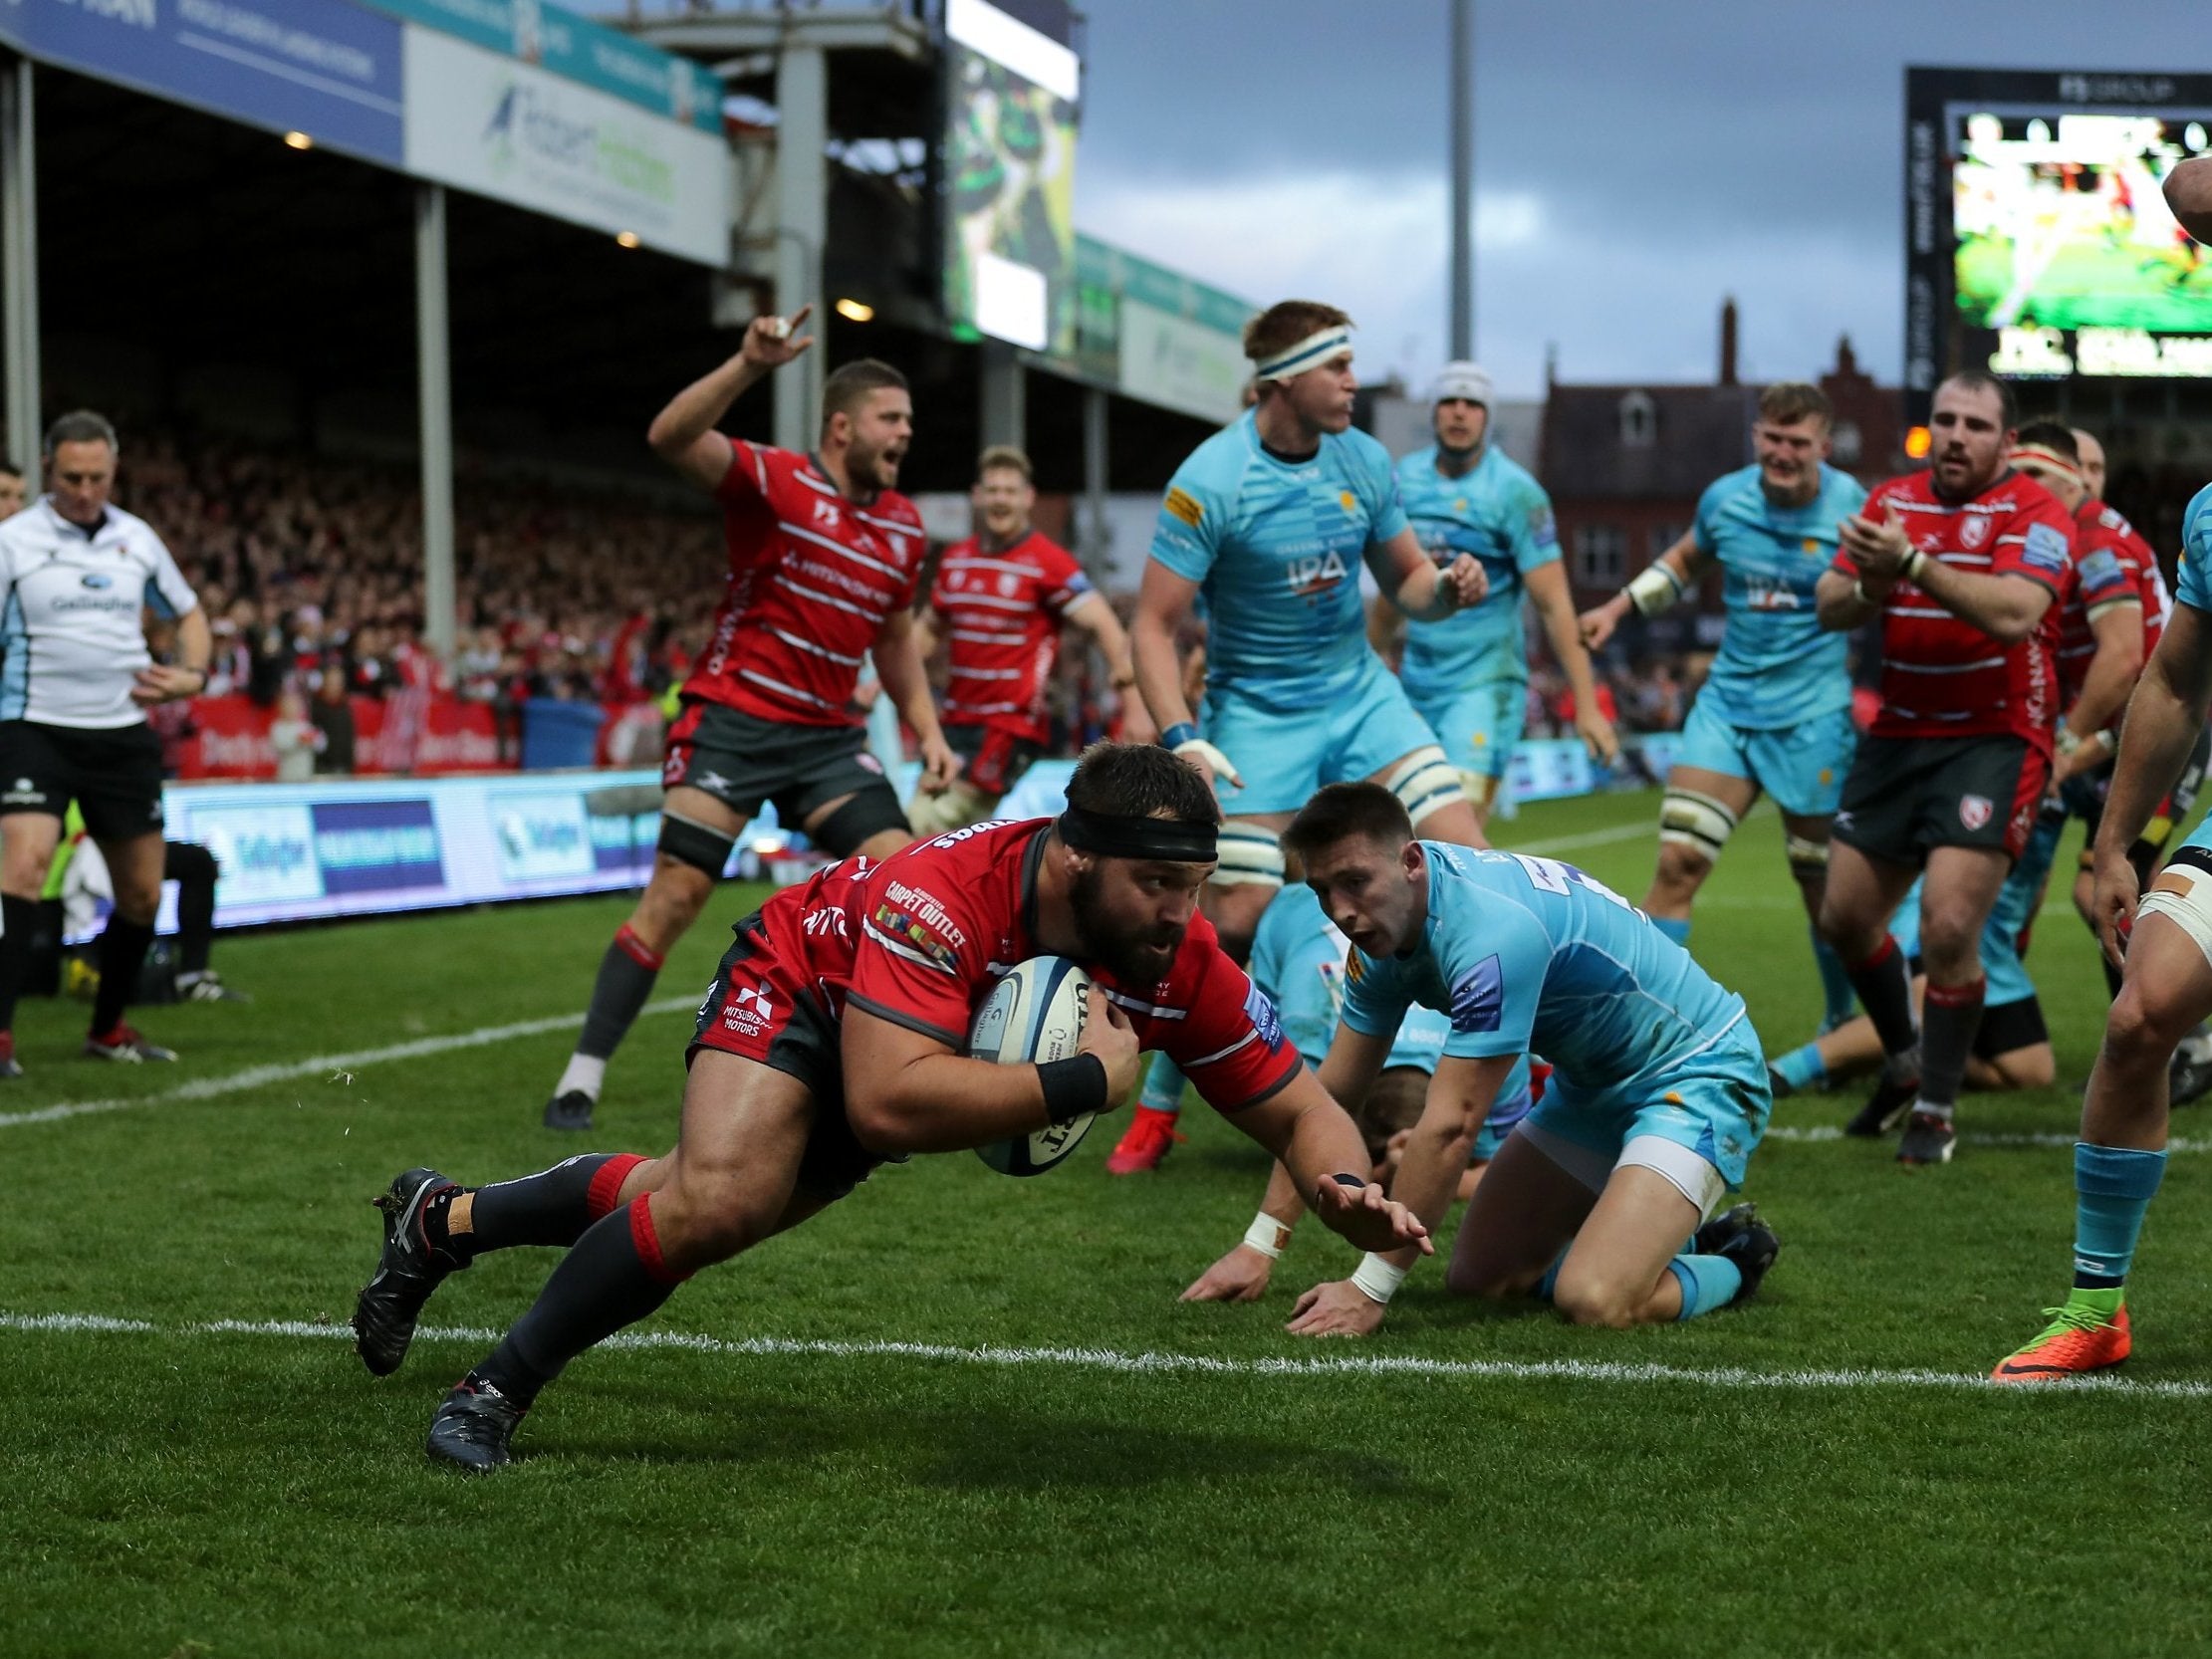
left=1058, top=741, right=1220, bottom=862
left=1253, top=325, right=1353, bottom=382
left=1431, top=361, right=1493, bottom=407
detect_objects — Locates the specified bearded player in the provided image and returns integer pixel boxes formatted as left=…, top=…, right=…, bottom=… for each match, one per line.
left=354, top=744, right=1431, bottom=1470
left=1812, top=370, right=2075, bottom=1167
left=1110, top=300, right=1491, bottom=1174
left=542, top=312, right=958, bottom=1131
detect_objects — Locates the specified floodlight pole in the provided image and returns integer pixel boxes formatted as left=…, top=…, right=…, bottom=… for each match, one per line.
left=1081, top=383, right=1108, bottom=584
left=415, top=183, right=457, bottom=666
left=774, top=42, right=827, bottom=454
left=1, top=57, right=40, bottom=471
left=980, top=338, right=1024, bottom=448
left=1448, top=0, right=1474, bottom=360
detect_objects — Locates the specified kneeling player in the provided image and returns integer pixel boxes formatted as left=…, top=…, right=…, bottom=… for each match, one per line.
left=1191, top=783, right=1777, bottom=1336
left=1177, top=878, right=1532, bottom=1302
left=352, top=745, right=1430, bottom=1469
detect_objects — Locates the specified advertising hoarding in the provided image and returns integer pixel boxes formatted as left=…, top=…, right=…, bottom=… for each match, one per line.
left=0, top=0, right=405, bottom=166
left=402, top=26, right=729, bottom=267
left=941, top=0, right=1080, bottom=354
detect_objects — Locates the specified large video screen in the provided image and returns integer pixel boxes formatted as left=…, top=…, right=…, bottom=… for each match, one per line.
left=1954, top=109, right=2212, bottom=378
left=941, top=0, right=1080, bottom=356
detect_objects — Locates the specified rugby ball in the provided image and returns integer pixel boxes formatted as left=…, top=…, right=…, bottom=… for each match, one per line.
left=970, top=954, right=1097, bottom=1176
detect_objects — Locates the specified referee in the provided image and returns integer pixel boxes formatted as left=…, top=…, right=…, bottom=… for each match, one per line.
left=0, top=410, right=210, bottom=1073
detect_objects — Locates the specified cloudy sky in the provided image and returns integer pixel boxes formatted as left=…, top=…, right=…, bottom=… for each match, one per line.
left=1071, top=0, right=2212, bottom=398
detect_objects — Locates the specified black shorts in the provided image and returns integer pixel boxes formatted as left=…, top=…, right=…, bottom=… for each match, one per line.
left=2063, top=725, right=2212, bottom=875
left=943, top=721, right=1044, bottom=799
left=1975, top=994, right=2048, bottom=1060
left=686, top=914, right=901, bottom=1201
left=1836, top=734, right=2047, bottom=866
left=0, top=720, right=165, bottom=840
left=660, top=700, right=904, bottom=855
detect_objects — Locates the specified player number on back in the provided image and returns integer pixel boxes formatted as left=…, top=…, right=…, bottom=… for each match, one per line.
left=1508, top=852, right=1636, bottom=913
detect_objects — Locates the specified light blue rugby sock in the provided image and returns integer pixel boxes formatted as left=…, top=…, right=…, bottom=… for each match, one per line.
left=1138, top=1055, right=1187, bottom=1117
left=1666, top=1254, right=1744, bottom=1320
left=1774, top=1041, right=1829, bottom=1095
left=1811, top=927, right=1857, bottom=1029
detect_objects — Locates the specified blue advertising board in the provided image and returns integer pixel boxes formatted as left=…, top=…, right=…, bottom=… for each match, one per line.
left=0, top=0, right=405, bottom=166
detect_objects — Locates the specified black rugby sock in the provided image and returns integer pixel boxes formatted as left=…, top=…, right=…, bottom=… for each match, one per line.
left=91, top=916, right=156, bottom=1038
left=478, top=1197, right=683, bottom=1407
left=464, top=1152, right=647, bottom=1256
left=576, top=926, right=664, bottom=1067
left=1917, top=977, right=1986, bottom=1118
left=0, top=893, right=34, bottom=1032
left=1845, top=935, right=1918, bottom=1063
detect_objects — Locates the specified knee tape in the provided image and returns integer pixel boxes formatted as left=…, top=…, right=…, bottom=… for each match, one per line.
left=810, top=786, right=909, bottom=856
left=657, top=811, right=737, bottom=878
left=906, top=779, right=995, bottom=838
left=1212, top=824, right=1286, bottom=889
left=1784, top=832, right=1829, bottom=880
left=1385, top=746, right=1466, bottom=828
left=1658, top=790, right=1739, bottom=861
left=1457, top=770, right=1501, bottom=812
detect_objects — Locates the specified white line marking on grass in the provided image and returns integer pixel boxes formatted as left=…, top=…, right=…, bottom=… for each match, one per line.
left=7, top=1308, right=2210, bottom=1399
left=1498, top=803, right=1772, bottom=858
left=0, top=997, right=696, bottom=1131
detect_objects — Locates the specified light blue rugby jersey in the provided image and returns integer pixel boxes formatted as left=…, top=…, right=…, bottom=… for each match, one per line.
left=1250, top=882, right=1448, bottom=1073
left=2174, top=482, right=2212, bottom=612
left=1339, top=842, right=1750, bottom=1091
left=1692, top=463, right=1867, bottom=729
left=1150, top=410, right=1409, bottom=708
left=1394, top=444, right=1560, bottom=699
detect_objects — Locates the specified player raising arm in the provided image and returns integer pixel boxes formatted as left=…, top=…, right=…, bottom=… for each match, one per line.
left=541, top=314, right=958, bottom=1131
left=1187, top=783, right=1778, bottom=1336
left=351, top=745, right=1427, bottom=1470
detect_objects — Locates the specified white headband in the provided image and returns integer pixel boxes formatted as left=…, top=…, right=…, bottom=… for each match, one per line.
left=1431, top=360, right=1493, bottom=407
left=1254, top=325, right=1353, bottom=381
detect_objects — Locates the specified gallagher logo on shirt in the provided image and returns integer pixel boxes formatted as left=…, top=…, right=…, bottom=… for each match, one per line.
left=1242, top=979, right=1285, bottom=1052
left=1448, top=955, right=1505, bottom=1034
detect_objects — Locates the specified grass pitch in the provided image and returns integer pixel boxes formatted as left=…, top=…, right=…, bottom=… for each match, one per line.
left=6, top=789, right=2212, bottom=1658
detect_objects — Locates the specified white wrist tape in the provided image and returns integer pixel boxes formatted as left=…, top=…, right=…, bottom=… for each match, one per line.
left=1241, top=1211, right=1290, bottom=1260
left=1173, top=737, right=1242, bottom=786
left=1625, top=564, right=1685, bottom=617
left=1351, top=1253, right=1408, bottom=1304
left=1902, top=548, right=1929, bottom=583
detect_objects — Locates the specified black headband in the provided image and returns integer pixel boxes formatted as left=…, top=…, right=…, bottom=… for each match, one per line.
left=1057, top=805, right=1218, bottom=863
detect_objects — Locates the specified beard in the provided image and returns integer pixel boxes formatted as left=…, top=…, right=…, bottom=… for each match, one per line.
left=1070, top=862, right=1186, bottom=988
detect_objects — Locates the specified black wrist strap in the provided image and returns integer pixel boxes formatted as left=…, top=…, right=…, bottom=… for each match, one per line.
left=1038, top=1054, right=1109, bottom=1126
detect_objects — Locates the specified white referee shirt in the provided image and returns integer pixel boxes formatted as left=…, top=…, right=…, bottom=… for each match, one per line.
left=0, top=497, right=199, bottom=728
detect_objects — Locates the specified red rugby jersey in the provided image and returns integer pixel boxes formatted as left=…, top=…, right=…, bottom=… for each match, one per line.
left=724, top=818, right=1300, bottom=1111
left=1841, top=469, right=2076, bottom=748
left=2087, top=499, right=2167, bottom=654
left=2057, top=500, right=2155, bottom=705
left=682, top=438, right=927, bottom=727
left=929, top=532, right=1095, bottom=744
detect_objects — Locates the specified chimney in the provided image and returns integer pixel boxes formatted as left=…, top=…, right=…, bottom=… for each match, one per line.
left=1836, top=333, right=1858, bottom=377
left=1719, top=297, right=1739, bottom=387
